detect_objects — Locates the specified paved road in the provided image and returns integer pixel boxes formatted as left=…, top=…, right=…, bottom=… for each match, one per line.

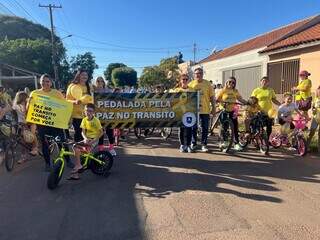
left=1, top=134, right=320, bottom=240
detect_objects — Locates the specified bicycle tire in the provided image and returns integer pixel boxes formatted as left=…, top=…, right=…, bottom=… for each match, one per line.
left=269, top=133, right=282, bottom=149
left=90, top=150, right=114, bottom=176
left=239, top=131, right=249, bottom=148
left=161, top=128, right=172, bottom=140
left=4, top=143, right=15, bottom=172
left=297, top=136, right=307, bottom=156
left=257, top=132, right=269, bottom=155
left=47, top=159, right=64, bottom=190
left=219, top=118, right=234, bottom=153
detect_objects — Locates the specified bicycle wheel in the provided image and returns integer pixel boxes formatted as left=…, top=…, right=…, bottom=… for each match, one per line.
left=47, top=159, right=64, bottom=190
left=239, top=131, right=249, bottom=148
left=90, top=150, right=114, bottom=176
left=161, top=128, right=172, bottom=140
left=296, top=136, right=307, bottom=156
left=4, top=141, right=15, bottom=172
left=219, top=119, right=234, bottom=153
left=269, top=133, right=282, bottom=149
left=257, top=132, right=269, bottom=155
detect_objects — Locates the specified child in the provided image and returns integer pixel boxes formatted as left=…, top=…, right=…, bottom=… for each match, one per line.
left=244, top=96, right=261, bottom=135
left=69, top=103, right=103, bottom=180
left=12, top=91, right=38, bottom=160
left=278, top=92, right=301, bottom=134
left=307, top=86, right=320, bottom=152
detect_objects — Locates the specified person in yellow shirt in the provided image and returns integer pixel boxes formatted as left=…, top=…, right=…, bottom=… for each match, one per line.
left=216, top=77, right=247, bottom=150
left=307, top=86, right=320, bottom=151
left=292, top=70, right=312, bottom=112
left=172, top=74, right=194, bottom=153
left=251, top=76, right=280, bottom=139
left=66, top=69, right=93, bottom=142
left=188, top=68, right=215, bottom=152
left=244, top=96, right=261, bottom=135
left=70, top=103, right=103, bottom=180
left=29, top=74, right=74, bottom=171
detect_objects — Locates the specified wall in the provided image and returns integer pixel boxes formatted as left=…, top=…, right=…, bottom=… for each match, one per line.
left=269, top=44, right=320, bottom=92
left=192, top=48, right=268, bottom=85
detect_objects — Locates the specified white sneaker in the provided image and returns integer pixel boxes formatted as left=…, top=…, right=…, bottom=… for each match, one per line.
left=179, top=145, right=187, bottom=153
left=187, top=146, right=195, bottom=153
left=234, top=144, right=243, bottom=151
left=219, top=141, right=228, bottom=149
left=201, top=145, right=209, bottom=152
left=109, top=149, right=117, bottom=156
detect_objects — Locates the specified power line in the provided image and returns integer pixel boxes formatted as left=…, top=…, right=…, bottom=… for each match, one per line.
left=12, top=0, right=39, bottom=23
left=0, top=2, right=17, bottom=16
left=57, top=27, right=192, bottom=51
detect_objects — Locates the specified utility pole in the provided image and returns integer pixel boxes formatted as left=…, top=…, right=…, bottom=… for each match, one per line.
left=39, top=4, right=62, bottom=86
left=193, top=43, right=197, bottom=64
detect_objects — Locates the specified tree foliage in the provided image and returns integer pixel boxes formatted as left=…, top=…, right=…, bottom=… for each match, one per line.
left=0, top=15, right=59, bottom=42
left=70, top=52, right=98, bottom=81
left=112, top=67, right=137, bottom=87
left=0, top=38, right=54, bottom=74
left=139, top=56, right=180, bottom=88
left=104, top=63, right=127, bottom=81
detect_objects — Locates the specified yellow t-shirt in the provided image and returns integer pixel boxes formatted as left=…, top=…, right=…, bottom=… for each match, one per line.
left=66, top=83, right=91, bottom=119
left=216, top=88, right=240, bottom=112
left=30, top=89, right=64, bottom=99
left=172, top=87, right=190, bottom=93
left=188, top=79, right=214, bottom=114
left=80, top=116, right=102, bottom=139
left=251, top=87, right=276, bottom=114
left=296, top=78, right=312, bottom=100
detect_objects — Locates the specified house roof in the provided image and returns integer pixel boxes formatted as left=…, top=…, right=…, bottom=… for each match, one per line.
left=198, top=16, right=315, bottom=64
left=260, top=22, right=320, bottom=53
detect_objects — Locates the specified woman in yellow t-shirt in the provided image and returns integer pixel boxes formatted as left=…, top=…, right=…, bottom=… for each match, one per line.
left=66, top=69, right=93, bottom=142
left=251, top=76, right=280, bottom=139
left=292, top=70, right=312, bottom=112
left=216, top=77, right=247, bottom=151
left=172, top=73, right=194, bottom=153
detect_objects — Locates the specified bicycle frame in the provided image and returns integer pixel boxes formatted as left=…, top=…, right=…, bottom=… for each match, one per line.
left=54, top=145, right=107, bottom=178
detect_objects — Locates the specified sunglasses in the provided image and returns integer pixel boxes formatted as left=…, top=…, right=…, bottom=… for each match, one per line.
left=228, top=81, right=236, bottom=85
left=182, top=78, right=188, bottom=81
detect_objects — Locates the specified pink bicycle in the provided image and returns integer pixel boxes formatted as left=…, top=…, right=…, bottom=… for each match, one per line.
left=269, top=114, right=308, bottom=156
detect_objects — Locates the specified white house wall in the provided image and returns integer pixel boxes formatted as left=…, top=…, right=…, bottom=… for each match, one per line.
left=192, top=48, right=269, bottom=84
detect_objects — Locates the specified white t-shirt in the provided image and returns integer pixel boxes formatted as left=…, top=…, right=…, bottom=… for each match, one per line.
left=278, top=103, right=297, bottom=118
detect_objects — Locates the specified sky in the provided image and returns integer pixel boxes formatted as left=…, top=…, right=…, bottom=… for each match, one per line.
left=0, top=0, right=319, bottom=78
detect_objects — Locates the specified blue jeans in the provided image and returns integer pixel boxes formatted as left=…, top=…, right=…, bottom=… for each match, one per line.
left=192, top=114, right=209, bottom=146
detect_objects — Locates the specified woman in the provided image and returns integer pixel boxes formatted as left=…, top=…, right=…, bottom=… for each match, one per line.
left=93, top=76, right=116, bottom=156
left=292, top=70, right=312, bottom=113
left=66, top=69, right=93, bottom=142
left=251, top=76, right=280, bottom=139
left=29, top=74, right=73, bottom=171
left=216, top=77, right=247, bottom=151
left=172, top=74, right=194, bottom=153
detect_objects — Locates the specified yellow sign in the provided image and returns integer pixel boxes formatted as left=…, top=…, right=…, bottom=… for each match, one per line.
left=26, top=93, right=73, bottom=129
left=95, top=92, right=198, bottom=128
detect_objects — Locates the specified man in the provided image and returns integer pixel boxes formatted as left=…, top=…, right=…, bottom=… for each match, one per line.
left=188, top=68, right=215, bottom=152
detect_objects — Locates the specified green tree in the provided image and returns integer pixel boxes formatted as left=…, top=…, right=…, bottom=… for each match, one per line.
left=112, top=67, right=137, bottom=87
left=59, top=58, right=73, bottom=87
left=0, top=15, right=53, bottom=41
left=104, top=63, right=127, bottom=81
left=70, top=52, right=98, bottom=81
left=0, top=38, right=54, bottom=74
left=139, top=66, right=167, bottom=87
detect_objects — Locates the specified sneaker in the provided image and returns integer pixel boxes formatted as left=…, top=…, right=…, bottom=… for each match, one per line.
left=288, top=147, right=297, bottom=151
left=219, top=141, right=228, bottom=149
left=187, top=146, right=195, bottom=153
left=109, top=149, right=117, bottom=156
left=191, top=144, right=198, bottom=151
left=234, top=144, right=243, bottom=151
left=201, top=145, right=209, bottom=152
left=179, top=145, right=187, bottom=153
left=44, top=163, right=51, bottom=172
